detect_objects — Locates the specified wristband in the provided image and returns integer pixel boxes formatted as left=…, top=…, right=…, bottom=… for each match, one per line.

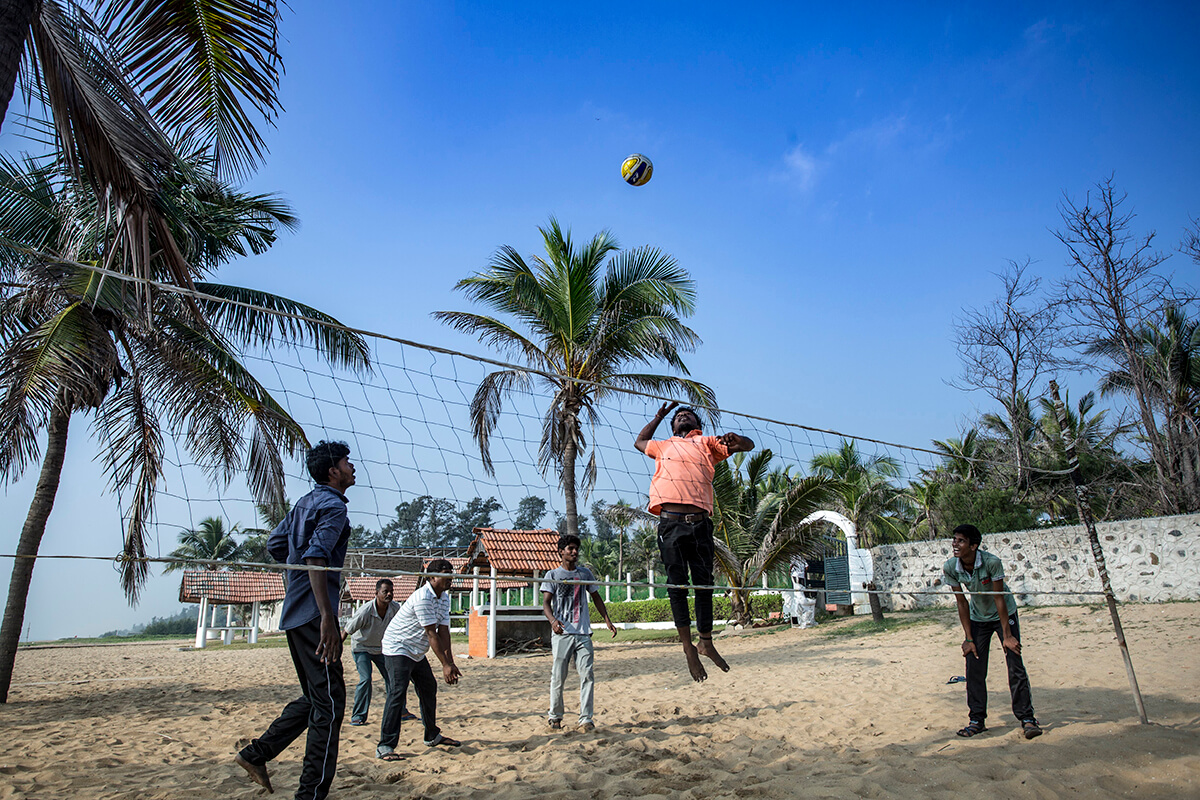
left=963, top=639, right=972, bottom=645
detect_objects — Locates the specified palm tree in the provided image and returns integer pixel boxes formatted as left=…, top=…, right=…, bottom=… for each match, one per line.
left=1, top=0, right=281, bottom=176
left=0, top=153, right=370, bottom=702
left=931, top=429, right=984, bottom=484
left=907, top=476, right=942, bottom=540
left=598, top=499, right=650, bottom=585
left=1033, top=389, right=1132, bottom=521
left=1091, top=305, right=1200, bottom=511
left=163, top=516, right=244, bottom=572
left=434, top=218, right=715, bottom=537
left=980, top=393, right=1039, bottom=490
left=709, top=450, right=836, bottom=625
left=811, top=439, right=911, bottom=549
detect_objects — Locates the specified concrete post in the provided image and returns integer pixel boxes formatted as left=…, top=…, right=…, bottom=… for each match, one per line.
left=249, top=601, right=260, bottom=644
left=488, top=565, right=498, bottom=659
left=194, top=597, right=209, bottom=649
left=626, top=572, right=633, bottom=602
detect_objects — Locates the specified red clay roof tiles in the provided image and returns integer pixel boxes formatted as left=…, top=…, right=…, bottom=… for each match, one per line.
left=179, top=570, right=286, bottom=603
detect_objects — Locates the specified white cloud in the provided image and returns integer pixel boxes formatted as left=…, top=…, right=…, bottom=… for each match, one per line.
left=780, top=143, right=819, bottom=192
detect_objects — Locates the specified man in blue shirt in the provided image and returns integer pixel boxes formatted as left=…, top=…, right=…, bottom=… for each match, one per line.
left=944, top=524, right=1041, bottom=740
left=236, top=441, right=355, bottom=799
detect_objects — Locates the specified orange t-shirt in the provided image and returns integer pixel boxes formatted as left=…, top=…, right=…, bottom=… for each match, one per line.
left=643, top=431, right=731, bottom=514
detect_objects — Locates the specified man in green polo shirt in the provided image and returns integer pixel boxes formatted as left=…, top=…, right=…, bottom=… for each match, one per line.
left=944, top=524, right=1042, bottom=739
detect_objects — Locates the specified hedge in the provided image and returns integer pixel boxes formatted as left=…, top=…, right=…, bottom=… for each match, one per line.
left=589, top=593, right=783, bottom=623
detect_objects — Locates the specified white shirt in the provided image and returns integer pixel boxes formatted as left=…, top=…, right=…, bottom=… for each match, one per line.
left=381, top=582, right=451, bottom=660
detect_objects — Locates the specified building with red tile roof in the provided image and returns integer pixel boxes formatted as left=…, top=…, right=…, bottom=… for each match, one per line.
left=462, top=528, right=560, bottom=577
left=179, top=570, right=286, bottom=603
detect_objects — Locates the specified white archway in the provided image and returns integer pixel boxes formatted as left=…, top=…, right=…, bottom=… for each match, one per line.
left=801, top=510, right=874, bottom=615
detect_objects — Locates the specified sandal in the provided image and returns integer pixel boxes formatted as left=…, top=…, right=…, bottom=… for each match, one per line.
left=956, top=720, right=987, bottom=737
left=376, top=750, right=404, bottom=762
left=1021, top=718, right=1043, bottom=739
left=425, top=734, right=461, bottom=747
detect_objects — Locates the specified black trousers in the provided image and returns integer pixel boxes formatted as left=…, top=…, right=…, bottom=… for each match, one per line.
left=966, top=613, right=1035, bottom=723
left=239, top=617, right=346, bottom=800
left=657, top=515, right=714, bottom=634
left=378, top=654, right=440, bottom=749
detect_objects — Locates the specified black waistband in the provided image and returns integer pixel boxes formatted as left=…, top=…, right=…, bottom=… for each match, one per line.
left=659, top=510, right=709, bottom=523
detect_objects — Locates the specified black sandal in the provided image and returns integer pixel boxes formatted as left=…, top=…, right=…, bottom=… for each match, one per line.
left=956, top=720, right=987, bottom=737
left=1021, top=719, right=1042, bottom=739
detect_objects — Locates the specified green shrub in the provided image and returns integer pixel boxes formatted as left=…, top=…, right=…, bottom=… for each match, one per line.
left=590, top=593, right=783, bottom=623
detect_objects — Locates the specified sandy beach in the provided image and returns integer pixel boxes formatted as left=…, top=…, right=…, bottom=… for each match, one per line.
left=1, top=602, right=1197, bottom=799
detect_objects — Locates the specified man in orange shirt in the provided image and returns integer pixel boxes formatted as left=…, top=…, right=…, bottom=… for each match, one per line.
left=635, top=401, right=754, bottom=682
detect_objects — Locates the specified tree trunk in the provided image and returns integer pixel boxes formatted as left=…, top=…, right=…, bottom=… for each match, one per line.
left=730, top=587, right=752, bottom=626
left=561, top=412, right=579, bottom=538
left=0, top=0, right=37, bottom=132
left=868, top=582, right=885, bottom=622
left=0, top=401, right=70, bottom=703
left=617, top=532, right=623, bottom=585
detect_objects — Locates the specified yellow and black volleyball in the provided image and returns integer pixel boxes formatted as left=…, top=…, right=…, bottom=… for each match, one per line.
left=621, top=153, right=653, bottom=186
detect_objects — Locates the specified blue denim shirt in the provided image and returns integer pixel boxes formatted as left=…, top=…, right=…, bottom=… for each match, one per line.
left=277, top=484, right=351, bottom=630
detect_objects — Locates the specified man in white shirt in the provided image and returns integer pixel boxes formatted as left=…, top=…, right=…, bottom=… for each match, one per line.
left=376, top=559, right=463, bottom=760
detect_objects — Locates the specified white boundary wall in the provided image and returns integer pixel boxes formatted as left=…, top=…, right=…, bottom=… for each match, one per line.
left=871, top=513, right=1200, bottom=610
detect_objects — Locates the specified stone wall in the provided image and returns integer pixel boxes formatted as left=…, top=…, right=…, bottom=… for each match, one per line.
left=871, top=513, right=1200, bottom=610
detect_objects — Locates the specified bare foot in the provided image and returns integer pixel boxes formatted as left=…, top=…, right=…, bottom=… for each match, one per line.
left=682, top=641, right=708, bottom=682
left=697, top=636, right=730, bottom=673
left=235, top=753, right=273, bottom=793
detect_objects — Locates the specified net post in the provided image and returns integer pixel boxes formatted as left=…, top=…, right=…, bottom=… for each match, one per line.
left=1049, top=380, right=1149, bottom=724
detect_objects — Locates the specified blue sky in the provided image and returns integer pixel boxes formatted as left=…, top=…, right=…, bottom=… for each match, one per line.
left=3, top=1, right=1198, bottom=638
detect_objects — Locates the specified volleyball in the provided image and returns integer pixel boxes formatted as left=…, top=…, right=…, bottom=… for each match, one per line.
left=621, top=153, right=653, bottom=186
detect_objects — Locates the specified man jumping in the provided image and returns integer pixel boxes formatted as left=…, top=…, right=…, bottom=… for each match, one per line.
left=635, top=401, right=753, bottom=682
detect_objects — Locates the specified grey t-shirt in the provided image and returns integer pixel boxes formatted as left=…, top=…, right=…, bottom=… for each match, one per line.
left=540, top=566, right=596, bottom=635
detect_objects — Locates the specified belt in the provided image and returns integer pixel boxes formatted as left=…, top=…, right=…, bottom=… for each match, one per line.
left=659, top=510, right=709, bottom=523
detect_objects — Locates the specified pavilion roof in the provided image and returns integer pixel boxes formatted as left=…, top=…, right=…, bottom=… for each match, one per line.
left=462, top=528, right=560, bottom=576
left=179, top=570, right=286, bottom=604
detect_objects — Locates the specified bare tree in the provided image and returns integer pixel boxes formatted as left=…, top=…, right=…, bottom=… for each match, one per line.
left=952, top=259, right=1064, bottom=490
left=1054, top=178, right=1195, bottom=513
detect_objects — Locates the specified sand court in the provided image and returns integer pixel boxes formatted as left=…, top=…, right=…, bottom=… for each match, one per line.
left=1, top=602, right=1197, bottom=799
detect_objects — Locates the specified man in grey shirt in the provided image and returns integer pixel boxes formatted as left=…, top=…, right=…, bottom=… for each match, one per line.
left=541, top=533, right=617, bottom=732
left=342, top=578, right=412, bottom=726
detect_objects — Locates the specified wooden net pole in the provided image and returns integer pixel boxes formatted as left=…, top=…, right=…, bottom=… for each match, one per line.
left=1048, top=380, right=1149, bottom=724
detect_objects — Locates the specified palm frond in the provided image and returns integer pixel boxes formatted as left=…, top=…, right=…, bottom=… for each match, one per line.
left=101, top=0, right=284, bottom=182
left=191, top=282, right=371, bottom=373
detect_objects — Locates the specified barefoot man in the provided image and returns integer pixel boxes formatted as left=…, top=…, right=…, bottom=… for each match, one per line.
left=635, top=402, right=754, bottom=682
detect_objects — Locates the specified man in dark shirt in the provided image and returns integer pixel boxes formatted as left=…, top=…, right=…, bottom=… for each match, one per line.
left=236, top=441, right=355, bottom=799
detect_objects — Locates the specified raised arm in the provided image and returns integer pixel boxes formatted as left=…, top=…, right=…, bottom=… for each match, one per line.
left=718, top=432, right=755, bottom=453
left=635, top=401, right=677, bottom=453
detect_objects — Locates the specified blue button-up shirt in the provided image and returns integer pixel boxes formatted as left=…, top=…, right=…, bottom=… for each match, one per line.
left=277, top=484, right=351, bottom=630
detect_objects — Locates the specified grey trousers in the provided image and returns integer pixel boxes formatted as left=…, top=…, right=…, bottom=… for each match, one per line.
left=549, top=633, right=595, bottom=724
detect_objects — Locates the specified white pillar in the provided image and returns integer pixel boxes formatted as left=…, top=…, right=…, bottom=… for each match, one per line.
left=223, top=605, right=234, bottom=645
left=605, top=575, right=610, bottom=603
left=194, top=598, right=209, bottom=649
left=649, top=571, right=655, bottom=600
left=488, top=565, right=498, bottom=659
left=626, top=572, right=633, bottom=602
left=471, top=567, right=480, bottom=610
left=249, top=601, right=260, bottom=644
left=762, top=574, right=769, bottom=589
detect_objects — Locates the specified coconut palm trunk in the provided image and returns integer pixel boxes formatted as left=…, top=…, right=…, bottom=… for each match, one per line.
left=0, top=401, right=69, bottom=702
left=561, top=411, right=580, bottom=537
left=0, top=0, right=36, bottom=129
